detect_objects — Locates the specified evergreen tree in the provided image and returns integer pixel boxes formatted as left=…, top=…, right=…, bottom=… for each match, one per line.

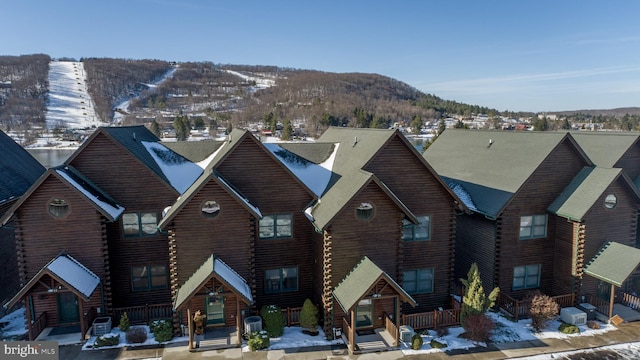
left=119, top=312, right=130, bottom=332
left=281, top=119, right=293, bottom=140
left=299, top=298, right=319, bottom=332
left=411, top=115, right=423, bottom=134
left=460, top=263, right=499, bottom=327
left=150, top=119, right=161, bottom=138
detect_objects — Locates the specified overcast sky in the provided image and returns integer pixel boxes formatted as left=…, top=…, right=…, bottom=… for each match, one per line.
left=3, top=0, right=640, bottom=113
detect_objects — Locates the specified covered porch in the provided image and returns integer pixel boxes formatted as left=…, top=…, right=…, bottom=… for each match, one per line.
left=333, top=256, right=416, bottom=354
left=584, top=241, right=640, bottom=323
left=3, top=253, right=101, bottom=342
left=173, top=254, right=253, bottom=351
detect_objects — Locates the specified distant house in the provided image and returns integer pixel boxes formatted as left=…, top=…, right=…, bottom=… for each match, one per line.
left=0, top=130, right=45, bottom=311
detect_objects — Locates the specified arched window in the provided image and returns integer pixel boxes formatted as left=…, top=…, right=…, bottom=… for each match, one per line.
left=48, top=198, right=70, bottom=218
left=201, top=200, right=221, bottom=218
left=356, top=202, right=374, bottom=221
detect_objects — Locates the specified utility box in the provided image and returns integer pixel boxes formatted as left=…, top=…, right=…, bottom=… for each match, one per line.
left=92, top=316, right=112, bottom=336
left=577, top=303, right=597, bottom=321
left=399, top=325, right=414, bottom=343
left=560, top=307, right=587, bottom=326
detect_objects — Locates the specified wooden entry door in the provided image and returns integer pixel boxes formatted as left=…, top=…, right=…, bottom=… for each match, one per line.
left=205, top=295, right=225, bottom=325
left=57, top=292, right=79, bottom=323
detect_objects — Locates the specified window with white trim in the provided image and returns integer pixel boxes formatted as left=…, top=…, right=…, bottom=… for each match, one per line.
left=513, top=264, right=541, bottom=290
left=519, top=214, right=547, bottom=239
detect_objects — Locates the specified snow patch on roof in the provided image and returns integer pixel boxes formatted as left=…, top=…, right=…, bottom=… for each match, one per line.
left=47, top=254, right=100, bottom=298
left=197, top=141, right=226, bottom=169
left=142, top=141, right=203, bottom=194
left=449, top=181, right=478, bottom=212
left=213, top=257, right=253, bottom=304
left=56, top=169, right=124, bottom=219
left=264, top=143, right=337, bottom=197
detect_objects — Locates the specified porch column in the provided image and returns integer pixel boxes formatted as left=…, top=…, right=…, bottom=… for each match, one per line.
left=609, top=284, right=615, bottom=320
left=350, top=310, right=356, bottom=352
left=187, top=308, right=193, bottom=351
left=236, top=298, right=241, bottom=345
left=394, top=295, right=400, bottom=345
left=78, top=299, right=85, bottom=341
left=26, top=296, right=34, bottom=340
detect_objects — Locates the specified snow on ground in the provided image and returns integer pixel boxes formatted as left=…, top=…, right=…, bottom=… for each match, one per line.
left=46, top=61, right=106, bottom=130
left=3, top=307, right=640, bottom=357
left=112, top=66, right=177, bottom=124
left=223, top=69, right=276, bottom=90
left=81, top=325, right=187, bottom=351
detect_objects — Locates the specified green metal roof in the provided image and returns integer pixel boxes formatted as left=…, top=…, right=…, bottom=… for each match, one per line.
left=548, top=167, right=628, bottom=221
left=424, top=130, right=588, bottom=218
left=333, top=256, right=416, bottom=313
left=174, top=254, right=252, bottom=310
left=163, top=140, right=225, bottom=163
left=572, top=132, right=639, bottom=168
left=0, top=130, right=45, bottom=209
left=584, top=241, right=640, bottom=287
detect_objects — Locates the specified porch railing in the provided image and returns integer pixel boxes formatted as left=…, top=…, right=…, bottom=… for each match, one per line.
left=584, top=294, right=610, bottom=317
left=622, top=292, right=640, bottom=310
left=30, top=312, right=47, bottom=340
left=401, top=308, right=461, bottom=331
left=281, top=306, right=302, bottom=326
left=111, top=303, right=173, bottom=325
left=83, top=307, right=97, bottom=338
left=342, top=317, right=352, bottom=348
left=383, top=312, right=398, bottom=344
left=497, top=293, right=574, bottom=321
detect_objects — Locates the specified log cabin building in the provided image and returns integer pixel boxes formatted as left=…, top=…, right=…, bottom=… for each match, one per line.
left=424, top=129, right=640, bottom=307
left=0, top=130, right=45, bottom=310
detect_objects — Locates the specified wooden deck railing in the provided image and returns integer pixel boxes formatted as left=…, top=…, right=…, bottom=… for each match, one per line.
left=402, top=308, right=462, bottom=330
left=383, top=312, right=398, bottom=344
left=622, top=292, right=640, bottom=310
left=30, top=312, right=47, bottom=340
left=83, top=307, right=97, bottom=337
left=111, top=303, right=173, bottom=325
left=282, top=306, right=302, bottom=326
left=342, top=317, right=352, bottom=348
left=585, top=294, right=610, bottom=316
left=497, top=293, right=574, bottom=321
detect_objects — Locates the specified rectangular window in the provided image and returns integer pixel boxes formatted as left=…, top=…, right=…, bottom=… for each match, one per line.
left=519, top=214, right=547, bottom=239
left=123, top=212, right=158, bottom=237
left=131, top=265, right=167, bottom=291
left=403, top=268, right=434, bottom=294
left=513, top=264, right=541, bottom=290
left=402, top=215, right=431, bottom=241
left=265, top=267, right=298, bottom=293
left=259, top=214, right=292, bottom=239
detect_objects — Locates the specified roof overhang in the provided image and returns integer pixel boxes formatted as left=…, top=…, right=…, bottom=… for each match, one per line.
left=584, top=241, right=640, bottom=287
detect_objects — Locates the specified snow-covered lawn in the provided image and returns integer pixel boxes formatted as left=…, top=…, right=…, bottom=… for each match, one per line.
left=81, top=325, right=188, bottom=351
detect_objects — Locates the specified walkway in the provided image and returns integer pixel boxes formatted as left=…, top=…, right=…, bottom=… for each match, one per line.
left=59, top=320, right=640, bottom=359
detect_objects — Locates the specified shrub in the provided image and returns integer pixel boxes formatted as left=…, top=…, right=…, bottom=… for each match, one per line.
left=559, top=323, right=580, bottom=334
left=126, top=326, right=147, bottom=343
left=587, top=320, right=601, bottom=330
left=260, top=305, right=286, bottom=338
left=411, top=333, right=423, bottom=350
left=460, top=263, right=500, bottom=328
left=526, top=291, right=559, bottom=332
left=248, top=330, right=270, bottom=351
left=118, top=312, right=130, bottom=332
left=463, top=314, right=495, bottom=343
left=300, top=299, right=319, bottom=332
left=150, top=319, right=173, bottom=342
left=430, top=339, right=448, bottom=349
left=94, top=333, right=120, bottom=347
left=437, top=327, right=449, bottom=338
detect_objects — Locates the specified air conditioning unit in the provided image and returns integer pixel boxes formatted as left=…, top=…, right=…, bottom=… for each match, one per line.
left=399, top=325, right=414, bottom=343
left=560, top=307, right=587, bottom=326
left=244, top=315, right=262, bottom=335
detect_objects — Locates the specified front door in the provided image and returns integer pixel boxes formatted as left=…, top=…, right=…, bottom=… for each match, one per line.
left=355, top=299, right=373, bottom=328
left=205, top=296, right=225, bottom=325
left=57, top=292, right=79, bottom=323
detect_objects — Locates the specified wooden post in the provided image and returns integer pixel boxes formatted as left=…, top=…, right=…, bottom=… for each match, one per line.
left=609, top=284, right=615, bottom=320
left=26, top=296, right=34, bottom=340
left=394, top=296, right=399, bottom=345
left=78, top=299, right=85, bottom=341
left=236, top=298, right=241, bottom=345
left=187, top=308, right=193, bottom=351
left=350, top=310, right=356, bottom=352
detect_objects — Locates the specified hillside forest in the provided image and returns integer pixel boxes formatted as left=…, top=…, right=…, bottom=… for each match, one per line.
left=2, top=55, right=640, bottom=140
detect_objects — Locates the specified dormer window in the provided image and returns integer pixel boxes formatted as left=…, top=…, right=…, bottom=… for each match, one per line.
left=48, top=198, right=70, bottom=218
left=356, top=202, right=375, bottom=221
left=201, top=200, right=221, bottom=218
